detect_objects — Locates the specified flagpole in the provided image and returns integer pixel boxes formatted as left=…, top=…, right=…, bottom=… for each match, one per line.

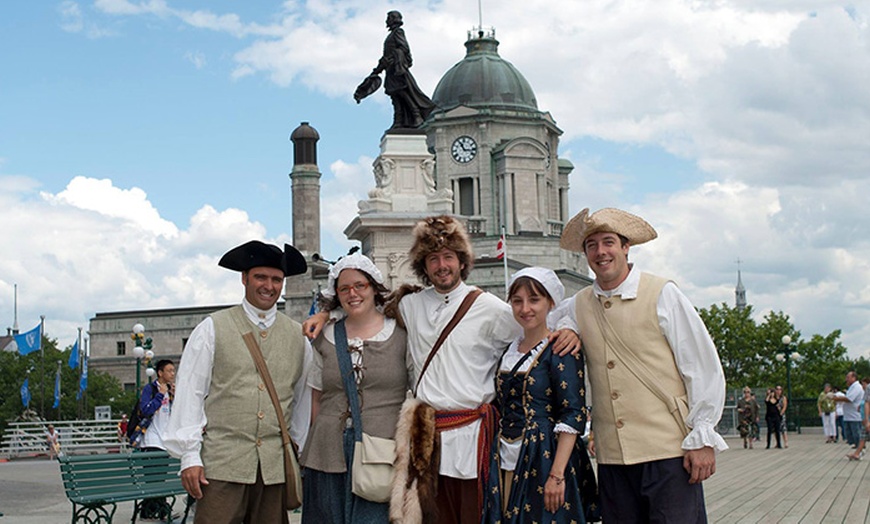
left=55, top=360, right=62, bottom=421
left=501, top=224, right=509, bottom=297
left=39, top=315, right=45, bottom=418
left=83, top=338, right=89, bottom=417
left=77, top=327, right=83, bottom=420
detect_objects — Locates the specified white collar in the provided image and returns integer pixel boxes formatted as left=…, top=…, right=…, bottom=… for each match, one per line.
left=242, top=298, right=277, bottom=326
left=592, top=264, right=640, bottom=299
left=427, top=280, right=470, bottom=306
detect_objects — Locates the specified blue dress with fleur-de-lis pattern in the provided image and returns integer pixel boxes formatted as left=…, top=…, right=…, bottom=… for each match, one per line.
left=495, top=342, right=601, bottom=523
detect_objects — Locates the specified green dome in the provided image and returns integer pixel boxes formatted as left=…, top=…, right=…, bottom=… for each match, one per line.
left=432, top=34, right=539, bottom=114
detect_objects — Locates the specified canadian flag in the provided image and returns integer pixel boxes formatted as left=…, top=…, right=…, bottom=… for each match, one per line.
left=496, top=235, right=505, bottom=260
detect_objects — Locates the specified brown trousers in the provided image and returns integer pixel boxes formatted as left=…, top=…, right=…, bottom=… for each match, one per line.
left=435, top=476, right=479, bottom=524
left=194, top=467, right=289, bottom=524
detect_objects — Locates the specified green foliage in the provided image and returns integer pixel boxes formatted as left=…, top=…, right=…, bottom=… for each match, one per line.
left=699, top=303, right=854, bottom=399
left=0, top=336, right=130, bottom=434
left=854, top=357, right=870, bottom=380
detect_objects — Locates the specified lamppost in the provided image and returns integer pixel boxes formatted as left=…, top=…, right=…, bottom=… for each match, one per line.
left=131, top=324, right=154, bottom=392
left=776, top=335, right=802, bottom=432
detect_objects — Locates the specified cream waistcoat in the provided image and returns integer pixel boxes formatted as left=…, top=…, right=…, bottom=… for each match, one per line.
left=201, top=305, right=304, bottom=484
left=576, top=273, right=688, bottom=465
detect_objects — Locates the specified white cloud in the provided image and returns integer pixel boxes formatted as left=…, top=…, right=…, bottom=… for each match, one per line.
left=0, top=175, right=285, bottom=348
left=93, top=0, right=170, bottom=16
left=184, top=50, right=207, bottom=69
left=613, top=179, right=870, bottom=360
left=58, top=1, right=84, bottom=33
left=316, top=157, right=374, bottom=257
left=58, top=0, right=118, bottom=38
left=43, top=176, right=178, bottom=238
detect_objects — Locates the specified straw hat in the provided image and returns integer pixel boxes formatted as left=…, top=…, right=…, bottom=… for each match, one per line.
left=560, top=208, right=657, bottom=252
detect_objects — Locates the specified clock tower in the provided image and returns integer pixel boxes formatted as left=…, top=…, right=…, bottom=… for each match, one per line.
left=424, top=27, right=588, bottom=285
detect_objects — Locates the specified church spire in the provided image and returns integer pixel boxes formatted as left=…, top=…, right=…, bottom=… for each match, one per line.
left=735, top=259, right=747, bottom=311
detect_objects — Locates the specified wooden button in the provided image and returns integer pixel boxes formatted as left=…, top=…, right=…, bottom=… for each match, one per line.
left=256, top=438, right=262, bottom=447
left=257, top=411, right=265, bottom=420
left=611, top=392, right=619, bottom=400
left=258, top=383, right=266, bottom=391
left=615, top=420, right=624, bottom=429
left=603, top=301, right=612, bottom=309
left=606, top=361, right=615, bottom=369
left=259, top=331, right=268, bottom=339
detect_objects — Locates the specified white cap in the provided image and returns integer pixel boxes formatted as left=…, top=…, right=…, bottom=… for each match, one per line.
left=508, top=267, right=565, bottom=306
left=322, top=253, right=385, bottom=299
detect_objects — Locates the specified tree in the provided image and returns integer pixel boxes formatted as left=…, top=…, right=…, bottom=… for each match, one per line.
left=0, top=335, right=132, bottom=435
left=699, top=303, right=766, bottom=388
left=698, top=303, right=853, bottom=399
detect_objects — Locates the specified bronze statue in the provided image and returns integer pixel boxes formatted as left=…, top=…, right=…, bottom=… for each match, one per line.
left=355, top=11, right=435, bottom=130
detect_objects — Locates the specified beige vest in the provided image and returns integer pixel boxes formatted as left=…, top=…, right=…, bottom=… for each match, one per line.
left=300, top=325, right=409, bottom=473
left=201, top=305, right=304, bottom=484
left=576, top=273, right=688, bottom=465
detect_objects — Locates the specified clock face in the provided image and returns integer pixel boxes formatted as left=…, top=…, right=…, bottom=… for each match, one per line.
left=451, top=136, right=477, bottom=163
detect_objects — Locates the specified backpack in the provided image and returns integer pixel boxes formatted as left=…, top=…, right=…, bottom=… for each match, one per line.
left=126, top=382, right=154, bottom=445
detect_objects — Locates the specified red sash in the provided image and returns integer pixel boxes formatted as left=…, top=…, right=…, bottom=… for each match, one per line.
left=435, top=403, right=499, bottom=509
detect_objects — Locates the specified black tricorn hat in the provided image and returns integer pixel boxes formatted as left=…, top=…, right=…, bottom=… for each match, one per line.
left=218, top=240, right=307, bottom=276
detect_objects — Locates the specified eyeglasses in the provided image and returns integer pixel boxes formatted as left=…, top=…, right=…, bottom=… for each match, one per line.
left=337, top=282, right=370, bottom=295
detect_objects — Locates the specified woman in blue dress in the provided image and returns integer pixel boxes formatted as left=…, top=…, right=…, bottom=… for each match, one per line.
left=496, top=267, right=600, bottom=523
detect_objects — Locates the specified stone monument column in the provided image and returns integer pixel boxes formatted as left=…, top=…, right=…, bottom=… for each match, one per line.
left=345, top=132, right=453, bottom=289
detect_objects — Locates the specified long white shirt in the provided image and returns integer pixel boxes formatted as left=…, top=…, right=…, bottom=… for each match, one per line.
left=557, top=265, right=729, bottom=453
left=399, top=281, right=521, bottom=479
left=163, top=299, right=313, bottom=472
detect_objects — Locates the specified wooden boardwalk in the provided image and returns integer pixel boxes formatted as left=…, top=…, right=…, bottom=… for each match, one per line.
left=705, top=432, right=869, bottom=523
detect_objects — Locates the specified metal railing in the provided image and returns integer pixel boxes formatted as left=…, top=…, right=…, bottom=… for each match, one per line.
left=1, top=420, right=126, bottom=459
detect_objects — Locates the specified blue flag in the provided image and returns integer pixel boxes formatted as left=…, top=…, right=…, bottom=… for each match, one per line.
left=68, top=339, right=79, bottom=369
left=77, top=356, right=88, bottom=400
left=14, top=323, right=42, bottom=355
left=20, top=378, right=31, bottom=408
left=308, top=294, right=318, bottom=316
left=53, top=369, right=61, bottom=409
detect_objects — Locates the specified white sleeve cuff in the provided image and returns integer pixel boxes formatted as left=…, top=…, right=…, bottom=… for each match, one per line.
left=554, top=422, right=580, bottom=435
left=180, top=452, right=203, bottom=472
left=681, top=422, right=729, bottom=453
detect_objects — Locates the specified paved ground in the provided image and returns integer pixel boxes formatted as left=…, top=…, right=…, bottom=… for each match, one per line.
left=0, top=457, right=301, bottom=523
left=0, top=432, right=865, bottom=522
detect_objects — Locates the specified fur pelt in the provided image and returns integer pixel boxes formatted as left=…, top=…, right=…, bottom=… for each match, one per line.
left=389, top=397, right=440, bottom=524
left=384, top=284, right=424, bottom=329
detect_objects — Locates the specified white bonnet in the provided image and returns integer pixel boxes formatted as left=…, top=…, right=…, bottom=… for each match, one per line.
left=508, top=267, right=565, bottom=306
left=321, top=252, right=385, bottom=299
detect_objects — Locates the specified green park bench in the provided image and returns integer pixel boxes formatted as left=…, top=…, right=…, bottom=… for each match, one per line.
left=59, top=450, right=194, bottom=523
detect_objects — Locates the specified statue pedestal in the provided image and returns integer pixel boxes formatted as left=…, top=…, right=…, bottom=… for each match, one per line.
left=346, top=133, right=454, bottom=289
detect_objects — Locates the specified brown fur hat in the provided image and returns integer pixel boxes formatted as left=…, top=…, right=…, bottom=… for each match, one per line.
left=409, top=215, right=474, bottom=285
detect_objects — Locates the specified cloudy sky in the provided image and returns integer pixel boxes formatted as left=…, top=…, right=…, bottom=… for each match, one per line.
left=1, top=1, right=868, bottom=359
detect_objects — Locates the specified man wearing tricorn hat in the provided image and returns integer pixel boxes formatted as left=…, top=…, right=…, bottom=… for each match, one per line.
left=164, top=240, right=312, bottom=524
left=560, top=208, right=727, bottom=523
